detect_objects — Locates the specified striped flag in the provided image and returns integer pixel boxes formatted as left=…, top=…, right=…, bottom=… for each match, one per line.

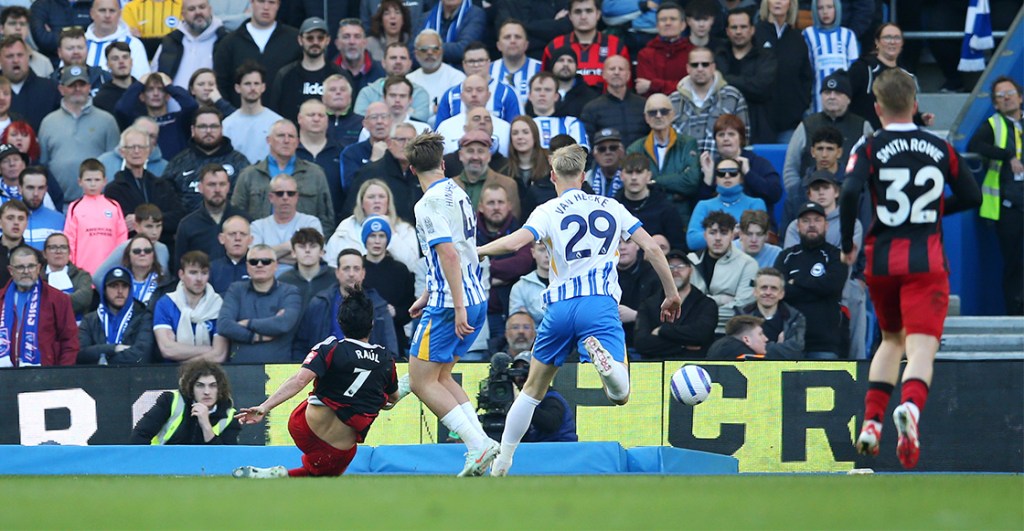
left=958, top=0, right=994, bottom=72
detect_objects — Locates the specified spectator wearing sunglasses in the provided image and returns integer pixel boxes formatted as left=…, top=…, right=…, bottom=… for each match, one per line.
left=626, top=92, right=700, bottom=229
left=251, top=174, right=323, bottom=274
left=217, top=243, right=302, bottom=363
left=686, top=157, right=765, bottom=252
left=671, top=47, right=748, bottom=157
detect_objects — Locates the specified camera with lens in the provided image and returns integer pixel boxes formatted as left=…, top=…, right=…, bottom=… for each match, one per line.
left=476, top=352, right=530, bottom=439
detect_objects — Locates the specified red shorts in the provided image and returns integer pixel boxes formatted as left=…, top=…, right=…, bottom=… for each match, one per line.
left=287, top=400, right=356, bottom=477
left=865, top=271, right=949, bottom=339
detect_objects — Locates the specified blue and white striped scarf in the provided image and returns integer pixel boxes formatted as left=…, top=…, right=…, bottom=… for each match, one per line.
left=958, top=0, right=993, bottom=72
left=425, top=0, right=470, bottom=43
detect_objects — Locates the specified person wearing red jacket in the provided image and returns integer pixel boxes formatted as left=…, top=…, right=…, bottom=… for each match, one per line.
left=541, top=0, right=629, bottom=91
left=0, top=245, right=78, bottom=367
left=635, top=2, right=693, bottom=96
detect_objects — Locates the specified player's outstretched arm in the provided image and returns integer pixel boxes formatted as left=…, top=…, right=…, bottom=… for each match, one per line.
left=477, top=227, right=535, bottom=257
left=235, top=368, right=316, bottom=424
left=631, top=227, right=682, bottom=322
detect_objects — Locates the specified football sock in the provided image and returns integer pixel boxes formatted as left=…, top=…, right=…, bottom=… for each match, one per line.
left=460, top=402, right=487, bottom=439
left=499, top=393, right=541, bottom=461
left=864, top=381, right=895, bottom=423
left=441, top=407, right=485, bottom=451
left=900, top=378, right=929, bottom=411
left=602, top=360, right=631, bottom=402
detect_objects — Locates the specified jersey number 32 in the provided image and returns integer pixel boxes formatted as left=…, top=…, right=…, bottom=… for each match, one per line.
left=877, top=166, right=944, bottom=226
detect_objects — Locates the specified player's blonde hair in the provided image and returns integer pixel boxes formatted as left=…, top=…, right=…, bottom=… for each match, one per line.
left=550, top=144, right=587, bottom=180
left=873, top=69, right=917, bottom=116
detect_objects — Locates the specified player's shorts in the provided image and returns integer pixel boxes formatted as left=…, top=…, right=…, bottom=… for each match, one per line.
left=533, top=295, right=627, bottom=367
left=865, top=271, right=949, bottom=339
left=288, top=400, right=357, bottom=476
left=410, top=302, right=487, bottom=363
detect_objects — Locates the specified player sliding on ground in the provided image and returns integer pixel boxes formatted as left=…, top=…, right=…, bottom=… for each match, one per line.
left=231, top=288, right=400, bottom=478
left=841, top=69, right=981, bottom=469
left=403, top=132, right=500, bottom=477
left=477, top=144, right=681, bottom=476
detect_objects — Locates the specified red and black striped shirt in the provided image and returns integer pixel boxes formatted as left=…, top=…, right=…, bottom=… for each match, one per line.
left=840, top=124, right=982, bottom=276
left=301, top=337, right=398, bottom=420
left=541, top=32, right=630, bottom=90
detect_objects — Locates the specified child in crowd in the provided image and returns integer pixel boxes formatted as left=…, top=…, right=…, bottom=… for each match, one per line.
left=64, top=159, right=128, bottom=275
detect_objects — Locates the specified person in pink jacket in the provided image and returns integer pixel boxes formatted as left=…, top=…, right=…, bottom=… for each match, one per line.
left=64, top=159, right=128, bottom=275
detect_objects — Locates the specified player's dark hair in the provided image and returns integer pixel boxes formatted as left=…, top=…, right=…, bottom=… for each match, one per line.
left=179, top=359, right=232, bottom=404
left=338, top=286, right=374, bottom=340
left=810, top=125, right=844, bottom=149
left=702, top=210, right=737, bottom=232
left=725, top=314, right=763, bottom=338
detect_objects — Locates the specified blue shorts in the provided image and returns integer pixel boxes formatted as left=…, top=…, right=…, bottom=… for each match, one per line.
left=410, top=303, right=486, bottom=363
left=533, top=296, right=626, bottom=367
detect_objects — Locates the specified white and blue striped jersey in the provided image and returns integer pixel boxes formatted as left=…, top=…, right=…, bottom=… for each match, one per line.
left=533, top=116, right=590, bottom=151
left=414, top=178, right=487, bottom=309
left=490, top=58, right=543, bottom=111
left=524, top=189, right=641, bottom=305
left=434, top=79, right=523, bottom=124
left=802, top=26, right=860, bottom=112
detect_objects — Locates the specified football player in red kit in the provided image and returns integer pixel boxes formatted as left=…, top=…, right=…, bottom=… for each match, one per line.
left=840, top=69, right=981, bottom=469
left=232, top=288, right=400, bottom=478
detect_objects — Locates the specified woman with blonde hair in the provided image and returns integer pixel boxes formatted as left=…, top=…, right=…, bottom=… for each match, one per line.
left=754, top=0, right=813, bottom=143
left=324, top=179, right=418, bottom=270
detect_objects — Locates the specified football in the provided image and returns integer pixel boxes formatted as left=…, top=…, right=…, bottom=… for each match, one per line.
left=670, top=365, right=712, bottom=405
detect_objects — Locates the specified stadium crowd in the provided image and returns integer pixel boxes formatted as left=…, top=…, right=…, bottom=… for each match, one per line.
left=0, top=0, right=1020, bottom=369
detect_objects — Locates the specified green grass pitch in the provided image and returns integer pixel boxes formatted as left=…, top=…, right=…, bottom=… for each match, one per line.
left=1, top=475, right=1021, bottom=529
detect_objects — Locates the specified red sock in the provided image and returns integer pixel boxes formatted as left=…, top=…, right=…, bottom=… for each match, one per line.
left=864, top=382, right=895, bottom=423
left=288, top=467, right=310, bottom=477
left=901, top=378, right=929, bottom=411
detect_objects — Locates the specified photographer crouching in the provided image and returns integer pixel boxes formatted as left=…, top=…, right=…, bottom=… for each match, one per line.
left=476, top=312, right=577, bottom=442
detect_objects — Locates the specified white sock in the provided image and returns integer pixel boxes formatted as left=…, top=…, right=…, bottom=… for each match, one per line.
left=440, top=407, right=485, bottom=451
left=460, top=402, right=488, bottom=439
left=498, top=393, right=541, bottom=462
left=602, top=360, right=631, bottom=402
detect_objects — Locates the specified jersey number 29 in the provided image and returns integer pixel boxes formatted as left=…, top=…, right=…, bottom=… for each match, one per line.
left=561, top=210, right=616, bottom=261
left=877, top=166, right=944, bottom=226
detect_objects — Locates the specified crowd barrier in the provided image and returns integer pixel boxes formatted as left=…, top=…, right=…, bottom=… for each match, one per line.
left=2, top=361, right=1020, bottom=473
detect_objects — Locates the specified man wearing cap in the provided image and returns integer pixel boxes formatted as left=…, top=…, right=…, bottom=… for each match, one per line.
left=0, top=245, right=78, bottom=367
left=361, top=214, right=415, bottom=353
left=505, top=347, right=578, bottom=443
left=634, top=248, right=717, bottom=359
left=268, top=16, right=345, bottom=122
left=783, top=168, right=867, bottom=360
left=78, top=266, right=155, bottom=365
left=331, top=19, right=383, bottom=95
left=580, top=55, right=649, bottom=147
left=453, top=130, right=521, bottom=220
left=549, top=46, right=597, bottom=119
left=783, top=69, right=872, bottom=204
left=213, top=0, right=301, bottom=108
left=49, top=27, right=113, bottom=98
left=0, top=144, right=28, bottom=202
left=2, top=36, right=61, bottom=133
left=541, top=0, right=629, bottom=91
left=153, top=0, right=230, bottom=89
left=774, top=201, right=848, bottom=359
left=38, top=65, right=120, bottom=203
left=671, top=46, right=749, bottom=156
left=584, top=128, right=625, bottom=197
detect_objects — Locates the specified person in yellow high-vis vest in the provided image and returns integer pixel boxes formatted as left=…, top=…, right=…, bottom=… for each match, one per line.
left=130, top=359, right=240, bottom=444
left=968, top=76, right=1023, bottom=315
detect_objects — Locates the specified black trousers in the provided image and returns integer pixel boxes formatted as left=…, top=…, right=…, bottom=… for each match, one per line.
left=994, top=206, right=1024, bottom=315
